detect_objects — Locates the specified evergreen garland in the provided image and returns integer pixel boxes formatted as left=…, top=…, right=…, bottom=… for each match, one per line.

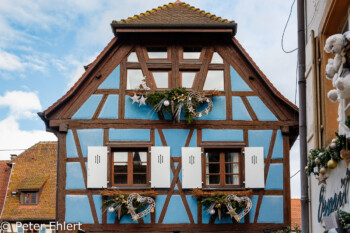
left=201, top=194, right=246, bottom=219
left=339, top=210, right=350, bottom=232
left=306, top=133, right=345, bottom=176
left=146, top=87, right=208, bottom=124
left=102, top=194, right=146, bottom=218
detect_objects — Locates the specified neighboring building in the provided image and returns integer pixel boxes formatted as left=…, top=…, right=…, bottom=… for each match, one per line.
left=0, top=142, right=57, bottom=233
left=40, top=2, right=299, bottom=232
left=0, top=161, right=11, bottom=217
left=305, top=0, right=350, bottom=232
left=291, top=199, right=301, bottom=229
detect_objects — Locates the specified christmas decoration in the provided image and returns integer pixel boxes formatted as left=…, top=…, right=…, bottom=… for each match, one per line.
left=130, top=93, right=140, bottom=104
left=225, top=195, right=252, bottom=222
left=306, top=133, right=345, bottom=178
left=201, top=194, right=252, bottom=222
left=102, top=194, right=147, bottom=220
left=127, top=193, right=155, bottom=221
left=146, top=87, right=214, bottom=124
left=338, top=210, right=350, bottom=232
left=139, top=95, right=147, bottom=106
left=315, top=174, right=328, bottom=185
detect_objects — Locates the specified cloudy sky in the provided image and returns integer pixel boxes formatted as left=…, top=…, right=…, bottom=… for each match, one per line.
left=0, top=0, right=300, bottom=197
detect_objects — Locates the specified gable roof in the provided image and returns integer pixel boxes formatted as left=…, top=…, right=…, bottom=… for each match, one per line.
left=42, top=2, right=298, bottom=120
left=111, top=2, right=237, bottom=35
left=0, top=161, right=11, bottom=217
left=1, top=142, right=57, bottom=221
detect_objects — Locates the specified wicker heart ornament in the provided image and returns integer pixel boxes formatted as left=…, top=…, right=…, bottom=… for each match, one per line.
left=127, top=193, right=155, bottom=221
left=225, top=195, right=252, bottom=222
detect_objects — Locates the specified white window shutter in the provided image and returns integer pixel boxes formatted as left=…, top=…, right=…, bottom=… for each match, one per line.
left=151, top=146, right=170, bottom=188
left=182, top=147, right=202, bottom=189
left=87, top=146, right=108, bottom=188
left=244, top=147, right=264, bottom=188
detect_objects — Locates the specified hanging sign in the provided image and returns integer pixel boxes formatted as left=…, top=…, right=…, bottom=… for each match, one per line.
left=318, top=168, right=350, bottom=222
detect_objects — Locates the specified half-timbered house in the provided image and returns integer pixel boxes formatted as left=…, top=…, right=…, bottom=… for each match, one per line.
left=40, top=2, right=299, bottom=232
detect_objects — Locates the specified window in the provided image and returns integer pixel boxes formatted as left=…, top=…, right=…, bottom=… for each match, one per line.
left=203, top=70, right=224, bottom=91
left=112, top=149, right=149, bottom=186
left=204, top=149, right=241, bottom=187
left=152, top=72, right=169, bottom=89
left=183, top=47, right=202, bottom=59
left=211, top=52, right=223, bottom=64
left=20, top=192, right=38, bottom=205
left=127, top=69, right=144, bottom=89
left=181, top=72, right=196, bottom=88
left=127, top=52, right=139, bottom=62
left=147, top=47, right=168, bottom=59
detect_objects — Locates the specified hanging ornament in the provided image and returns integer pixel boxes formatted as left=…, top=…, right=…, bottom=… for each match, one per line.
left=330, top=143, right=337, bottom=149
left=130, top=93, right=140, bottom=104
left=316, top=174, right=328, bottom=185
left=127, top=193, right=156, bottom=221
left=186, top=91, right=213, bottom=118
left=207, top=203, right=216, bottom=215
left=138, top=77, right=151, bottom=91
left=327, top=159, right=337, bottom=169
left=225, top=195, right=252, bottom=222
left=108, top=206, right=115, bottom=213
left=139, top=95, right=147, bottom=106
left=163, top=100, right=170, bottom=106
left=319, top=167, right=327, bottom=175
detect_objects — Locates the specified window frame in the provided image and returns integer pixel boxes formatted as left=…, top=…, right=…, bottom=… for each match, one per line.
left=202, top=147, right=244, bottom=188
left=20, top=191, right=39, bottom=205
left=110, top=146, right=151, bottom=187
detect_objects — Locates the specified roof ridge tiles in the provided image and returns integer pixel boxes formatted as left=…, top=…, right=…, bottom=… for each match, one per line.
left=112, top=1, right=234, bottom=25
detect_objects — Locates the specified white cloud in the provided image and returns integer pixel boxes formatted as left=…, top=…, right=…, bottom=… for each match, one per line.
left=0, top=116, right=56, bottom=160
left=0, top=91, right=42, bottom=119
left=0, top=49, right=24, bottom=71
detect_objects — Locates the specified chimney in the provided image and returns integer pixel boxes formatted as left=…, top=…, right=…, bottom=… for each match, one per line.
left=10, top=154, right=17, bottom=160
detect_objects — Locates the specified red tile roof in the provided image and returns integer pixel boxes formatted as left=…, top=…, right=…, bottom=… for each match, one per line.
left=291, top=199, right=302, bottom=228
left=1, top=142, right=57, bottom=221
left=114, top=2, right=235, bottom=25
left=0, top=161, right=11, bottom=217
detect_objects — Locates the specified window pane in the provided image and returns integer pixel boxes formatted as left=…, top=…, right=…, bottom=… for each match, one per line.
left=225, top=152, right=239, bottom=162
left=206, top=163, right=220, bottom=173
left=206, top=175, right=220, bottom=185
left=153, top=72, right=168, bottom=88
left=181, top=72, right=196, bottom=88
left=147, top=47, right=167, bottom=59
left=134, top=152, right=147, bottom=163
left=127, top=52, right=139, bottom=62
left=127, top=69, right=144, bottom=89
left=183, top=47, right=201, bottom=59
left=203, top=70, right=224, bottom=91
left=25, top=193, right=30, bottom=204
left=114, top=174, right=127, bottom=184
left=31, top=193, right=36, bottom=204
left=206, top=152, right=220, bottom=163
left=133, top=174, right=147, bottom=184
left=114, top=164, right=127, bottom=173
left=114, top=152, right=128, bottom=163
left=133, top=163, right=147, bottom=173
left=211, top=52, right=223, bottom=64
left=225, top=164, right=239, bottom=173
left=226, top=175, right=239, bottom=185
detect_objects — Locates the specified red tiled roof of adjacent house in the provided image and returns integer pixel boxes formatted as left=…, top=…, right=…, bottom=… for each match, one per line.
left=291, top=199, right=302, bottom=229
left=1, top=142, right=57, bottom=221
left=113, top=2, right=235, bottom=25
left=0, top=161, right=11, bottom=217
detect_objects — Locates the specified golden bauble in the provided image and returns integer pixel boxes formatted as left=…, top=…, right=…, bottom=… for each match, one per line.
left=319, top=152, right=324, bottom=157
left=332, top=138, right=338, bottom=143
left=305, top=166, right=309, bottom=171
left=327, top=159, right=337, bottom=169
left=319, top=167, right=327, bottom=175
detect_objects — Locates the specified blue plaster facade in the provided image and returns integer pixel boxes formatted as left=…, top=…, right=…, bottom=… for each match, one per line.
left=57, top=35, right=295, bottom=231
